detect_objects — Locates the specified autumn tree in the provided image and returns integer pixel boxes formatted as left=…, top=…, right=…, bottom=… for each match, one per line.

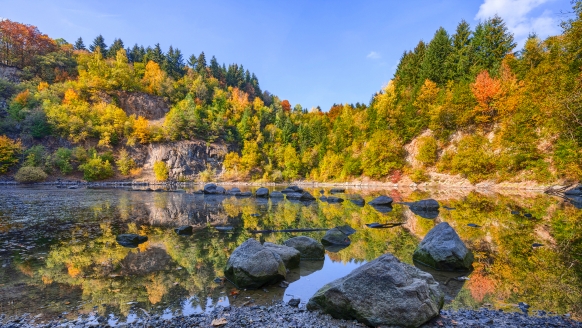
left=0, top=19, right=56, bottom=68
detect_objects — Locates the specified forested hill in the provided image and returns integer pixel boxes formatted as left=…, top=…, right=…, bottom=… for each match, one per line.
left=1, top=1, right=582, bottom=185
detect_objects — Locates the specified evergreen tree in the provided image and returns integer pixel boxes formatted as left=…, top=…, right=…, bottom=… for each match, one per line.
left=445, top=20, right=473, bottom=81
left=128, top=44, right=145, bottom=63
left=89, top=35, right=107, bottom=53
left=144, top=43, right=164, bottom=64
left=74, top=37, right=86, bottom=50
left=163, top=46, right=185, bottom=79
left=197, top=52, right=207, bottom=74
left=420, top=27, right=453, bottom=85
left=472, top=15, right=516, bottom=74
left=210, top=55, right=222, bottom=79
left=187, top=54, right=198, bottom=68
left=394, top=40, right=426, bottom=88
left=108, top=38, right=125, bottom=58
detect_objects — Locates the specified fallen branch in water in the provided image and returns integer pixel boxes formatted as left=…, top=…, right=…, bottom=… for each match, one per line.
left=249, top=228, right=329, bottom=233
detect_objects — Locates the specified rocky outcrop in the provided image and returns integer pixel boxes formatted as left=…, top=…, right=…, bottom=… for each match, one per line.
left=0, top=64, right=22, bottom=83
left=307, top=253, right=443, bottom=327
left=284, top=236, right=325, bottom=260
left=139, top=140, right=230, bottom=180
left=115, top=91, right=169, bottom=120
left=264, top=242, right=301, bottom=269
left=413, top=222, right=474, bottom=271
left=224, top=239, right=286, bottom=288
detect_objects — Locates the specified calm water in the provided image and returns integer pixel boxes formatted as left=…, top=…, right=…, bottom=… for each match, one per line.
left=1, top=185, right=581, bottom=324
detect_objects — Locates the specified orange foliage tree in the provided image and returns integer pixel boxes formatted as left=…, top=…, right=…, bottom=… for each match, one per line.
left=471, top=70, right=502, bottom=124
left=281, top=99, right=291, bottom=112
left=0, top=19, right=56, bottom=68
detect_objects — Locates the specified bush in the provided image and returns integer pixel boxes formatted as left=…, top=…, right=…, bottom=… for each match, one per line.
left=15, top=166, right=47, bottom=183
left=53, top=148, right=73, bottom=174
left=23, top=145, right=47, bottom=167
left=78, top=155, right=114, bottom=181
left=416, top=135, right=438, bottom=166
left=0, top=135, right=22, bottom=174
left=438, top=135, right=496, bottom=183
left=409, top=168, right=430, bottom=183
left=198, top=164, right=215, bottom=182
left=153, top=160, right=169, bottom=181
left=115, top=149, right=135, bottom=176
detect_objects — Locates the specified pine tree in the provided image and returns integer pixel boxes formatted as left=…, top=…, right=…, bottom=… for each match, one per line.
left=128, top=44, right=145, bottom=63
left=108, top=38, right=125, bottom=58
left=187, top=54, right=198, bottom=68
left=445, top=20, right=473, bottom=81
left=197, top=52, right=207, bottom=74
left=74, top=37, right=86, bottom=50
left=394, top=40, right=426, bottom=88
left=89, top=35, right=107, bottom=53
left=163, top=46, right=185, bottom=79
left=420, top=27, right=452, bottom=85
left=472, top=15, right=516, bottom=74
left=144, top=43, right=164, bottom=64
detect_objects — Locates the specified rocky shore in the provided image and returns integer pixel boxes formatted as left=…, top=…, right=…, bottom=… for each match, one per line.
left=1, top=303, right=581, bottom=328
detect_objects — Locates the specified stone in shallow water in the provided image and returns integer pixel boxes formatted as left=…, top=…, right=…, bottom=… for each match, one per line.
left=307, top=253, right=443, bottom=327
left=224, top=239, right=286, bottom=289
left=368, top=195, right=393, bottom=206
left=284, top=236, right=325, bottom=260
left=413, top=222, right=474, bottom=271
left=263, top=242, right=300, bottom=269
left=116, top=234, right=148, bottom=248
left=255, top=187, right=269, bottom=198
left=321, top=228, right=351, bottom=247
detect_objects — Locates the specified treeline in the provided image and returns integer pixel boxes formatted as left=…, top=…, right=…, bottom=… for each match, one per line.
left=1, top=1, right=582, bottom=184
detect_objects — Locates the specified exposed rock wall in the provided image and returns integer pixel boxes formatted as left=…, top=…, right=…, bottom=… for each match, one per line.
left=134, top=140, right=231, bottom=180
left=0, top=64, right=22, bottom=83
left=115, top=91, right=169, bottom=120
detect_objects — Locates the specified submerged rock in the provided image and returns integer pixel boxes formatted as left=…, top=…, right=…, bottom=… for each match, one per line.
left=235, top=191, right=252, bottom=197
left=224, top=239, right=286, bottom=289
left=284, top=236, right=325, bottom=260
left=321, top=227, right=351, bottom=247
left=116, top=234, right=148, bottom=248
left=281, top=186, right=304, bottom=194
left=307, top=253, right=443, bottom=327
left=413, top=222, right=474, bottom=271
left=263, top=242, right=301, bottom=269
left=174, top=225, right=193, bottom=235
left=226, top=187, right=241, bottom=195
left=336, top=225, right=356, bottom=236
left=286, top=191, right=316, bottom=201
left=368, top=195, right=393, bottom=206
left=255, top=187, right=269, bottom=198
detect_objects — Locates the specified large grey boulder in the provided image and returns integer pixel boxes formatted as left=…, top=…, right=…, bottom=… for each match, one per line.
left=224, top=239, right=286, bottom=288
left=264, top=242, right=301, bottom=269
left=413, top=222, right=474, bottom=271
left=307, top=253, right=443, bottom=327
left=284, top=236, right=325, bottom=260
left=255, top=187, right=269, bottom=198
left=321, top=228, right=351, bottom=247
left=368, top=195, right=393, bottom=206
left=203, top=183, right=217, bottom=194
left=409, top=199, right=440, bottom=211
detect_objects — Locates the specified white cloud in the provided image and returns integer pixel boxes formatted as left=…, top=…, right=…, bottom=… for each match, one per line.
left=475, top=0, right=560, bottom=48
left=367, top=51, right=381, bottom=59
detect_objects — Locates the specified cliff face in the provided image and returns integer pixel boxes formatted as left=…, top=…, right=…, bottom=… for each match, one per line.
left=0, top=64, right=22, bottom=83
left=115, top=91, right=169, bottom=120
left=132, top=140, right=231, bottom=181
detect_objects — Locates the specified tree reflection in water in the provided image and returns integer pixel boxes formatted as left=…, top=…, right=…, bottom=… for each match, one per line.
left=0, top=187, right=581, bottom=322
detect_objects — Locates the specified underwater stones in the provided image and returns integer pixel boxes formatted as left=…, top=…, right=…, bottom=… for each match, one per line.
left=413, top=222, right=474, bottom=271
left=307, top=253, right=443, bottom=327
left=224, top=239, right=286, bottom=289
left=284, top=236, right=325, bottom=260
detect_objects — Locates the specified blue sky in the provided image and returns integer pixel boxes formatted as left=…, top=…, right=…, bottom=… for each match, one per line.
left=0, top=0, right=573, bottom=110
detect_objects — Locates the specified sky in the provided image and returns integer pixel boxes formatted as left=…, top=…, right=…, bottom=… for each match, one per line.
left=0, top=0, right=574, bottom=111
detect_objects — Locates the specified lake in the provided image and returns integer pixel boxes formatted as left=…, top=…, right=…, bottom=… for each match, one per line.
left=0, top=185, right=581, bottom=325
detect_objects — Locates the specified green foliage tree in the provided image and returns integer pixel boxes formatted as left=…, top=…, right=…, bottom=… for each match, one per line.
left=421, top=27, right=453, bottom=85
left=115, top=149, right=135, bottom=175
left=74, top=37, right=86, bottom=50
left=153, top=160, right=169, bottom=181
left=89, top=34, right=107, bottom=54
left=78, top=154, right=114, bottom=181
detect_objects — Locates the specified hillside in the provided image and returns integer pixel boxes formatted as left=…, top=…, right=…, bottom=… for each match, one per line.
left=1, top=2, right=582, bottom=186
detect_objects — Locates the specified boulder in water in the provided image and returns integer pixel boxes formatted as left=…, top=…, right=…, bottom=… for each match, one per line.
left=255, top=187, right=269, bottom=198
left=264, top=242, right=301, bottom=269
left=224, top=239, right=286, bottom=288
left=326, top=196, right=344, bottom=203
left=409, top=199, right=440, bottom=211
left=270, top=191, right=284, bottom=198
left=116, top=234, right=148, bottom=248
left=321, top=228, right=351, bottom=247
left=307, top=253, right=443, bottom=327
left=368, top=196, right=393, bottom=206
left=284, top=236, right=325, bottom=260
left=413, top=222, right=474, bottom=271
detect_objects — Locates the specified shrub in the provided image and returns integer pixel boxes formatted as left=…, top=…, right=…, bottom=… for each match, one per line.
left=439, top=135, right=496, bottom=183
left=15, top=166, right=47, bottom=183
left=198, top=164, right=215, bottom=182
left=23, top=145, right=47, bottom=167
left=409, top=168, right=430, bottom=183
left=0, top=135, right=22, bottom=174
left=53, top=148, right=73, bottom=174
left=153, top=160, right=169, bottom=181
left=416, top=135, right=438, bottom=166
left=78, top=155, right=114, bottom=181
left=115, top=149, right=135, bottom=176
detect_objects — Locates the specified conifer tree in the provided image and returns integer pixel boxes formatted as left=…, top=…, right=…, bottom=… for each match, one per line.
left=420, top=27, right=453, bottom=85
left=74, top=37, right=86, bottom=50
left=472, top=15, right=516, bottom=74
left=446, top=20, right=473, bottom=81
left=89, top=35, right=107, bottom=54
left=108, top=38, right=125, bottom=58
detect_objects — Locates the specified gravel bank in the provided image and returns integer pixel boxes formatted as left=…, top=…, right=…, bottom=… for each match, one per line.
left=1, top=303, right=581, bottom=328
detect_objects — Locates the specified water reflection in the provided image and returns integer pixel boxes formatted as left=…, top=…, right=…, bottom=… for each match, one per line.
left=0, top=186, right=582, bottom=324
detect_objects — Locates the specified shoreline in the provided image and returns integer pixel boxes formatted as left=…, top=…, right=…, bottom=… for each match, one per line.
left=1, top=303, right=580, bottom=328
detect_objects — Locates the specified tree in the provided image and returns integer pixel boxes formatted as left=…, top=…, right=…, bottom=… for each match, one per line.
left=472, top=16, right=516, bottom=74
left=89, top=34, right=107, bottom=54
left=394, top=41, right=426, bottom=89
left=142, top=61, right=166, bottom=95
left=74, top=37, right=86, bottom=50
left=108, top=38, right=124, bottom=58
left=0, top=135, right=22, bottom=174
left=153, top=160, right=169, bottom=181
left=446, top=20, right=473, bottom=81
left=0, top=19, right=56, bottom=68
left=163, top=46, right=185, bottom=79
left=144, top=43, right=164, bottom=64
left=471, top=70, right=502, bottom=124
left=420, top=27, right=453, bottom=85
